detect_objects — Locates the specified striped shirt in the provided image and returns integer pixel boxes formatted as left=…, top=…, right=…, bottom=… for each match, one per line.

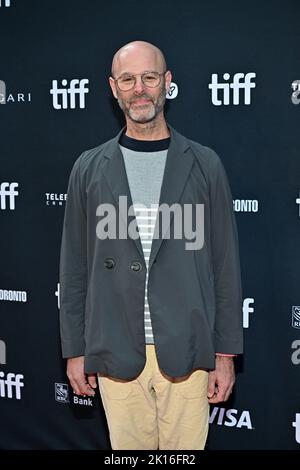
left=119, top=133, right=169, bottom=344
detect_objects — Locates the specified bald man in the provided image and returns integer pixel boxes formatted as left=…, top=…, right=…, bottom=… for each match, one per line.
left=59, top=40, right=243, bottom=450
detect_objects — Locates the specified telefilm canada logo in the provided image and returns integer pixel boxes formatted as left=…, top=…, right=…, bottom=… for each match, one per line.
left=208, top=72, right=256, bottom=106
left=50, top=79, right=89, bottom=109
left=45, top=192, right=67, bottom=207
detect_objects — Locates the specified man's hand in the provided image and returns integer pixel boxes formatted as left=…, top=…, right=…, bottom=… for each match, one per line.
left=207, top=356, right=235, bottom=403
left=67, top=356, right=97, bottom=396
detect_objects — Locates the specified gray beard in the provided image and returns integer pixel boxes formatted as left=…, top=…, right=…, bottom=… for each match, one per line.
left=117, top=86, right=166, bottom=124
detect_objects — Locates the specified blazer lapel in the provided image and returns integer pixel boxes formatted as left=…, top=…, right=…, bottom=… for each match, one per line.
left=102, top=127, right=144, bottom=261
left=148, top=126, right=194, bottom=272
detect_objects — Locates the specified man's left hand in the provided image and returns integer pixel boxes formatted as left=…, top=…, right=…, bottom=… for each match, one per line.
left=207, top=356, right=235, bottom=403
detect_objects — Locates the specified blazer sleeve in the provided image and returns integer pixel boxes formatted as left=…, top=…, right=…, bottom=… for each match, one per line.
left=59, top=153, right=88, bottom=358
left=209, top=151, right=244, bottom=354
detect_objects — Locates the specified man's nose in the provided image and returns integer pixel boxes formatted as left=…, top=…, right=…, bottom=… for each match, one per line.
left=133, top=76, right=145, bottom=94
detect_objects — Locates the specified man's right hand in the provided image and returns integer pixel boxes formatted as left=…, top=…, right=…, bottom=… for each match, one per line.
left=67, top=356, right=97, bottom=396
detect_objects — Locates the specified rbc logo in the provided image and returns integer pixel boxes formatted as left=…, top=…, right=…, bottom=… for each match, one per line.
left=292, top=306, right=300, bottom=329
left=208, top=72, right=256, bottom=105
left=55, top=383, right=69, bottom=403
left=50, top=79, right=89, bottom=109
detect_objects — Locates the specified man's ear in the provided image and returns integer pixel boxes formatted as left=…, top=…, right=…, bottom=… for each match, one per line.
left=109, top=77, right=118, bottom=99
left=165, top=70, right=172, bottom=95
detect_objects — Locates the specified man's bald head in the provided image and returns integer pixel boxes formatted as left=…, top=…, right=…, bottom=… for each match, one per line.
left=109, top=41, right=172, bottom=127
left=111, top=41, right=167, bottom=77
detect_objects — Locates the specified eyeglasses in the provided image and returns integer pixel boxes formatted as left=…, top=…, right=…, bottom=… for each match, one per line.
left=113, top=71, right=166, bottom=91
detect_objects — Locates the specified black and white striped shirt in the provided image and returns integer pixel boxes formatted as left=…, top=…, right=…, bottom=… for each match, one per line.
left=119, top=132, right=169, bottom=344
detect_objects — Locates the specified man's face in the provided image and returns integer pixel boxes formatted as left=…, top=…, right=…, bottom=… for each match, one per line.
left=109, top=48, right=172, bottom=124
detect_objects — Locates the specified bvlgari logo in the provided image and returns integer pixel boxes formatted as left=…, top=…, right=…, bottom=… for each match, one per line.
left=0, top=80, right=32, bottom=104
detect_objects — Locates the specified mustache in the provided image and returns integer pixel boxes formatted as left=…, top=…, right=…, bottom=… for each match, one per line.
left=129, top=95, right=153, bottom=104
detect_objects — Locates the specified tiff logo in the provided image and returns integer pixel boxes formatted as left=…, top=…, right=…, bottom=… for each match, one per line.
left=0, top=80, right=6, bottom=104
left=243, top=298, right=254, bottom=328
left=0, top=0, right=11, bottom=6
left=209, top=72, right=256, bottom=106
left=50, top=79, right=89, bottom=109
left=293, top=413, right=300, bottom=444
left=0, top=182, right=19, bottom=210
left=291, top=80, right=300, bottom=105
left=0, top=371, right=24, bottom=399
left=0, top=340, right=6, bottom=365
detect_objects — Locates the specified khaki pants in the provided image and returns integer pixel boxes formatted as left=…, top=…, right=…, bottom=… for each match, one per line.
left=97, top=345, right=209, bottom=450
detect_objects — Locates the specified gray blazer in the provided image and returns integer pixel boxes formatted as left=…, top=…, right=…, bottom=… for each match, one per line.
left=59, top=125, right=243, bottom=379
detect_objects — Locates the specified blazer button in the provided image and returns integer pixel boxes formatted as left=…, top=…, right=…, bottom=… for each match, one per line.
left=130, top=261, right=142, bottom=272
left=104, top=257, right=115, bottom=269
